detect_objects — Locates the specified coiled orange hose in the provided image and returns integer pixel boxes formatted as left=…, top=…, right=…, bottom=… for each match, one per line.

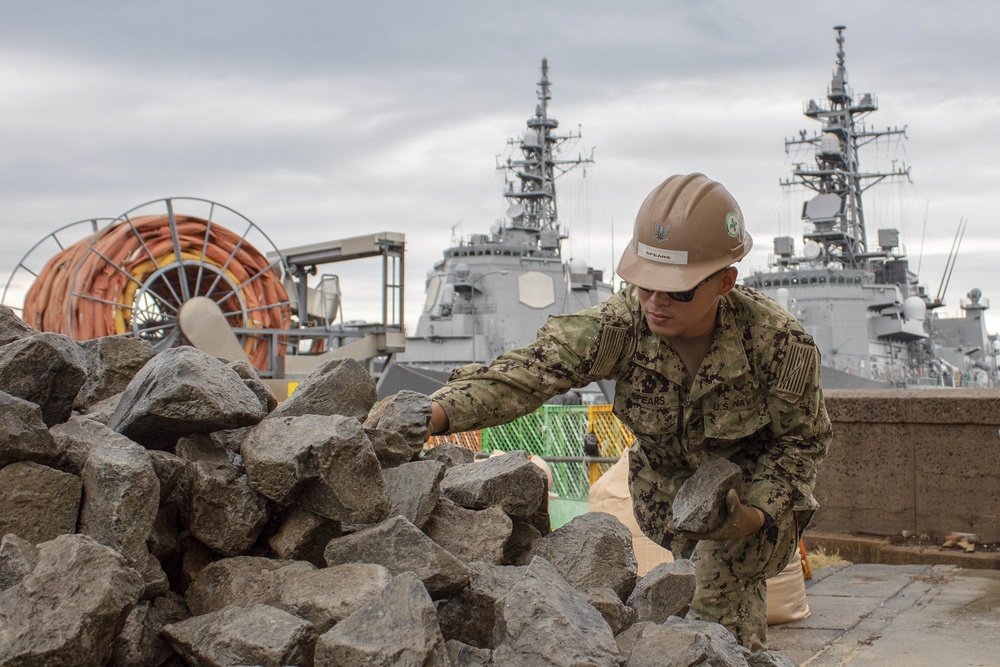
left=23, top=214, right=290, bottom=371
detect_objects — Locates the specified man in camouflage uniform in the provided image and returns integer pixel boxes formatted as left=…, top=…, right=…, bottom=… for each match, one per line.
left=426, top=173, right=832, bottom=650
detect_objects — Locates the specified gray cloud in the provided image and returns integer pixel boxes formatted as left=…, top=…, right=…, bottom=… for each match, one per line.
left=2, top=1, right=999, bottom=334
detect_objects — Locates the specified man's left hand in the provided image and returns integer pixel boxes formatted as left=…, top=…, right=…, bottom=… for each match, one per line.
left=674, top=489, right=765, bottom=541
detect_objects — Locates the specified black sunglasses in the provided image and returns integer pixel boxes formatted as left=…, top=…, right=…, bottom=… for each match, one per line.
left=634, top=268, right=728, bottom=303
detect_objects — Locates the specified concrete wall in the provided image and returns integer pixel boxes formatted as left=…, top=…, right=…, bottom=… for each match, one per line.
left=811, top=389, right=1000, bottom=543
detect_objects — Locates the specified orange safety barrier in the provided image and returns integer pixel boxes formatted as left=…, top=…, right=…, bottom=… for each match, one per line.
left=23, top=214, right=291, bottom=372
left=427, top=431, right=481, bottom=451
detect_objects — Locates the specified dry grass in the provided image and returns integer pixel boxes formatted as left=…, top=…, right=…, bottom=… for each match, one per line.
left=807, top=546, right=846, bottom=570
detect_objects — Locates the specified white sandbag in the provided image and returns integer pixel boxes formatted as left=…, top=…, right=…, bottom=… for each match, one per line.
left=588, top=450, right=673, bottom=576
left=766, top=546, right=811, bottom=625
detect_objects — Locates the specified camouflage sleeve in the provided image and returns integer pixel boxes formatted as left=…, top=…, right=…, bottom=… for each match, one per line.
left=430, top=292, right=636, bottom=434
left=743, top=328, right=832, bottom=523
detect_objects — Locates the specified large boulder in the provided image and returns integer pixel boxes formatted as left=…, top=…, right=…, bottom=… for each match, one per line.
left=107, top=346, right=266, bottom=449
left=0, top=534, right=145, bottom=667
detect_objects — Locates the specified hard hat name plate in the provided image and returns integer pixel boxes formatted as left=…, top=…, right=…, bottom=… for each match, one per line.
left=637, top=242, right=688, bottom=265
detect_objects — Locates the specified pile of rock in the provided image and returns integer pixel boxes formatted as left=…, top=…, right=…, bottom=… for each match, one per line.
left=0, top=306, right=794, bottom=666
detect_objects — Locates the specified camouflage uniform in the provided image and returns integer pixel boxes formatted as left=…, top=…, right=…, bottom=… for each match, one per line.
left=431, top=283, right=831, bottom=649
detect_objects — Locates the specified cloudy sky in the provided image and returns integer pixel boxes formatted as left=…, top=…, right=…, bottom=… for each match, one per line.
left=3, top=1, right=999, bottom=334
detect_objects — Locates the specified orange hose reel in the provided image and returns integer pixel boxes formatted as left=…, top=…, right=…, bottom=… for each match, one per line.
left=23, top=211, right=291, bottom=372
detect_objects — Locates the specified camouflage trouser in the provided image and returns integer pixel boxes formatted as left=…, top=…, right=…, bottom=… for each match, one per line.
left=675, top=509, right=798, bottom=652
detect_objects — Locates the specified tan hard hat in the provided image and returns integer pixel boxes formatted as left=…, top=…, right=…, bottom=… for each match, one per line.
left=616, top=173, right=753, bottom=292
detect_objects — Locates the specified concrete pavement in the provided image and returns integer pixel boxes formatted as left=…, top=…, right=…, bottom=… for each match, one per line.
left=767, top=563, right=1000, bottom=666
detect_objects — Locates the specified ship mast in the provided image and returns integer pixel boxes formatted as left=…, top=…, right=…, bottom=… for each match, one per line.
left=499, top=58, right=592, bottom=248
left=781, top=25, right=910, bottom=270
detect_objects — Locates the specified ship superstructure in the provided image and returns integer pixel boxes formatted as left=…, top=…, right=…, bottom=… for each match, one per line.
left=384, top=59, right=612, bottom=394
left=744, top=26, right=998, bottom=388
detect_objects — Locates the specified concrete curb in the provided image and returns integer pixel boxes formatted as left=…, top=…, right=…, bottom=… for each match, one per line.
left=803, top=531, right=1000, bottom=570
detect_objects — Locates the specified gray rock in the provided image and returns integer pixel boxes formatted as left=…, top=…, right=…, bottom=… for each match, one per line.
left=162, top=603, right=317, bottom=667
left=314, top=572, right=448, bottom=667
left=423, top=441, right=477, bottom=467
left=148, top=449, right=187, bottom=505
left=0, top=332, right=86, bottom=426
left=109, top=593, right=189, bottom=667
left=147, top=504, right=181, bottom=571
left=436, top=561, right=525, bottom=649
left=441, top=450, right=547, bottom=520
left=242, top=413, right=388, bottom=524
left=269, top=357, right=376, bottom=421
left=0, top=460, right=82, bottom=544
left=626, top=616, right=750, bottom=667
left=227, top=358, right=279, bottom=414
left=365, top=427, right=414, bottom=468
left=185, top=555, right=314, bottom=616
left=135, top=550, right=171, bottom=600
left=384, top=458, right=446, bottom=528
left=176, top=434, right=270, bottom=556
left=424, top=497, right=512, bottom=564
left=178, top=535, right=215, bottom=595
left=0, top=534, right=145, bottom=667
left=0, top=304, right=34, bottom=347
left=672, top=458, right=743, bottom=534
left=324, top=514, right=470, bottom=599
left=185, top=554, right=392, bottom=636
left=503, top=520, right=542, bottom=565
left=627, top=559, right=697, bottom=623
left=107, top=346, right=266, bottom=450
left=75, top=336, right=157, bottom=411
left=77, top=391, right=123, bottom=424
left=492, top=556, right=623, bottom=666
left=274, top=563, right=393, bottom=633
left=363, top=390, right=432, bottom=459
left=0, top=390, right=60, bottom=467
left=51, top=417, right=159, bottom=567
left=516, top=511, right=637, bottom=601
left=268, top=507, right=342, bottom=567
left=613, top=621, right=656, bottom=662
left=585, top=586, right=637, bottom=636
left=446, top=640, right=493, bottom=666
left=748, top=651, right=798, bottom=667
left=0, top=534, right=39, bottom=592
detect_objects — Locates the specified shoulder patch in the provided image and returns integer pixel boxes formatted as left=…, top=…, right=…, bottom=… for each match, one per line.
left=592, top=325, right=627, bottom=377
left=776, top=342, right=817, bottom=399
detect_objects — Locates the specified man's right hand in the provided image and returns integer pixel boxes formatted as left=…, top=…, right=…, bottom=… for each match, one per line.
left=429, top=401, right=449, bottom=435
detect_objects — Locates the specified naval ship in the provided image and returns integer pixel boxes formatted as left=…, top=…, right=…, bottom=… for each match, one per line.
left=380, top=59, right=614, bottom=398
left=743, top=26, right=999, bottom=389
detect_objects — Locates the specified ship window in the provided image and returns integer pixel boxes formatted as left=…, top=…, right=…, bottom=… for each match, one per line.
left=819, top=276, right=826, bottom=283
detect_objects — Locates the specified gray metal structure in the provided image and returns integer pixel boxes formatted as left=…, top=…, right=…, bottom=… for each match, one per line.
left=743, top=26, right=998, bottom=388
left=384, top=59, right=613, bottom=396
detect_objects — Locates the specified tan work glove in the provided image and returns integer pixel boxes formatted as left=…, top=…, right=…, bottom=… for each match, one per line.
left=675, top=489, right=765, bottom=542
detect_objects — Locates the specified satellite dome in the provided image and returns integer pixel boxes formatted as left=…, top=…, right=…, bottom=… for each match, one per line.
left=902, top=295, right=926, bottom=321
